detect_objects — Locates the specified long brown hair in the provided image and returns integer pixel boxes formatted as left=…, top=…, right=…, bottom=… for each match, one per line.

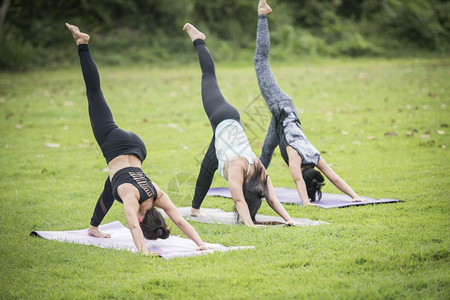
left=241, top=162, right=269, bottom=222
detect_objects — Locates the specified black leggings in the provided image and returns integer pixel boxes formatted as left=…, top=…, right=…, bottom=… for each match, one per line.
left=78, top=45, right=118, bottom=148
left=195, top=40, right=240, bottom=129
left=78, top=45, right=146, bottom=164
left=191, top=40, right=240, bottom=209
left=77, top=45, right=117, bottom=227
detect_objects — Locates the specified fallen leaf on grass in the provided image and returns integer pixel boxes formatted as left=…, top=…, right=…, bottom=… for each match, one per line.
left=384, top=131, right=397, bottom=136
left=64, top=101, right=74, bottom=107
left=437, top=130, right=445, bottom=135
left=44, top=143, right=60, bottom=148
left=420, top=134, right=430, bottom=139
left=15, top=124, right=23, bottom=130
left=368, top=136, right=376, bottom=140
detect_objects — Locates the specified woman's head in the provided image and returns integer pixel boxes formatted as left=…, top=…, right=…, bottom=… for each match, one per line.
left=242, top=162, right=269, bottom=222
left=140, top=208, right=171, bottom=240
left=302, top=167, right=325, bottom=201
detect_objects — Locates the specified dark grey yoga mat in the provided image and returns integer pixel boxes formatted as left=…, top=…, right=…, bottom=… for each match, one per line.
left=207, top=187, right=400, bottom=209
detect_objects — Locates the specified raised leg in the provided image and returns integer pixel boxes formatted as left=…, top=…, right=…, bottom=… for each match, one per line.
left=184, top=23, right=240, bottom=130
left=254, top=13, right=292, bottom=110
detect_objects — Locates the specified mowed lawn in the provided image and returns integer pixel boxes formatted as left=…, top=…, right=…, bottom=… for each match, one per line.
left=0, top=57, right=449, bottom=299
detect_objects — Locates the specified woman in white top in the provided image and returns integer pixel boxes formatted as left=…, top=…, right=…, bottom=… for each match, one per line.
left=183, top=23, right=302, bottom=227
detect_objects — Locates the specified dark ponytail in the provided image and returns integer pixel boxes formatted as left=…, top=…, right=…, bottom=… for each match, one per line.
left=140, top=208, right=171, bottom=240
left=302, top=167, right=325, bottom=201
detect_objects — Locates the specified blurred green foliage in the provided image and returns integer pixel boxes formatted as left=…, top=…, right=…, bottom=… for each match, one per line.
left=1, top=0, right=449, bottom=70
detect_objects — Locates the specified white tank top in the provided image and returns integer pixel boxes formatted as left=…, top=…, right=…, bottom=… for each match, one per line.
left=215, top=119, right=256, bottom=179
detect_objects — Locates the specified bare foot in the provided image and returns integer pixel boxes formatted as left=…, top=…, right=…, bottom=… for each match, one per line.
left=88, top=225, right=111, bottom=238
left=190, top=208, right=209, bottom=218
left=258, top=0, right=272, bottom=15
left=65, top=23, right=90, bottom=45
left=183, top=23, right=206, bottom=42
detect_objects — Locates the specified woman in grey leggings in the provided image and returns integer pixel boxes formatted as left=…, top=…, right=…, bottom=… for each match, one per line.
left=183, top=23, right=302, bottom=226
left=255, top=0, right=362, bottom=205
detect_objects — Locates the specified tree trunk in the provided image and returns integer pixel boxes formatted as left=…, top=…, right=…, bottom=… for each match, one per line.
left=0, top=0, right=11, bottom=31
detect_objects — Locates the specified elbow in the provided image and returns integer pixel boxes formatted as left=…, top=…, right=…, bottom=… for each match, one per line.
left=292, top=174, right=304, bottom=185
left=233, top=198, right=247, bottom=211
left=233, top=198, right=245, bottom=206
left=128, top=222, right=140, bottom=233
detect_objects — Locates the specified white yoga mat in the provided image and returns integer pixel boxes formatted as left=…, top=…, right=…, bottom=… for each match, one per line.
left=160, top=207, right=328, bottom=226
left=30, top=221, right=253, bottom=259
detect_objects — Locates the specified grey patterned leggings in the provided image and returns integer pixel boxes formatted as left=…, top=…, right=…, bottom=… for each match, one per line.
left=255, top=15, right=296, bottom=168
left=254, top=15, right=295, bottom=114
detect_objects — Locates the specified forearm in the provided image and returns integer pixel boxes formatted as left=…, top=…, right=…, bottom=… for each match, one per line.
left=176, top=219, right=206, bottom=247
left=317, top=157, right=359, bottom=200
left=333, top=178, right=359, bottom=199
left=267, top=198, right=292, bottom=222
left=294, top=179, right=312, bottom=205
left=129, top=225, right=149, bottom=255
left=124, top=200, right=149, bottom=255
left=235, top=200, right=255, bottom=226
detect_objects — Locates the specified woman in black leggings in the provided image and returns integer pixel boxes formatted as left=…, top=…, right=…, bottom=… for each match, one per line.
left=66, top=23, right=211, bottom=254
left=254, top=0, right=362, bottom=205
left=183, top=23, right=301, bottom=227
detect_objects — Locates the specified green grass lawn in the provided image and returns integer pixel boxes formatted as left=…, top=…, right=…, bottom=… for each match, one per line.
left=0, top=57, right=449, bottom=299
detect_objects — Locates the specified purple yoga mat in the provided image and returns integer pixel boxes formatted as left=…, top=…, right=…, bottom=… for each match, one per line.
left=207, top=187, right=400, bottom=209
left=30, top=221, right=253, bottom=259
